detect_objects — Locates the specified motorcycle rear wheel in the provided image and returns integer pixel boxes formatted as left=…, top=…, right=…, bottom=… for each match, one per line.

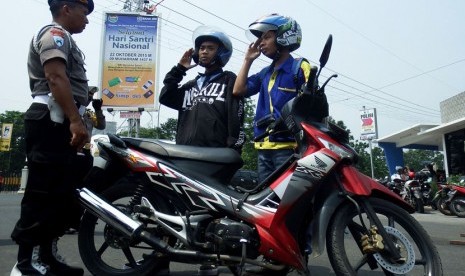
left=436, top=197, right=453, bottom=216
left=449, top=196, right=465, bottom=218
left=327, top=197, right=442, bottom=276
left=78, top=177, right=174, bottom=275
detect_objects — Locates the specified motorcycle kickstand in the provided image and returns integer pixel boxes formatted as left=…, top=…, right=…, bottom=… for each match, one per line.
left=237, top=239, right=248, bottom=276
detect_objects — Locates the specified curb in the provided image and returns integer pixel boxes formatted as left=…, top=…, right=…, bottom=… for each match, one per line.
left=450, top=233, right=465, bottom=246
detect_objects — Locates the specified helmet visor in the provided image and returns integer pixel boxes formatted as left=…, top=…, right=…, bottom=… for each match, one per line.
left=247, top=22, right=277, bottom=40
left=245, top=29, right=259, bottom=43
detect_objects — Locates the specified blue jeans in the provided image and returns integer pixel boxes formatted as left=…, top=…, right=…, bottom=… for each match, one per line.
left=257, top=149, right=294, bottom=183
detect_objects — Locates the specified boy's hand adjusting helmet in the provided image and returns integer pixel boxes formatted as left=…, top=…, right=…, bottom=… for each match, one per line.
left=247, top=13, right=302, bottom=52
left=192, top=26, right=233, bottom=67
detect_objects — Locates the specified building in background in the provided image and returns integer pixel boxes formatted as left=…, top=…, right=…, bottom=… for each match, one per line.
left=378, top=91, right=465, bottom=177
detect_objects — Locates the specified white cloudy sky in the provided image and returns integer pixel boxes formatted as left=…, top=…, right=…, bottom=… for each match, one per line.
left=1, top=0, right=464, bottom=140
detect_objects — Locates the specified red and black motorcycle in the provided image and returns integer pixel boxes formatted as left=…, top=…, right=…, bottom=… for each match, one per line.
left=77, top=35, right=442, bottom=275
left=432, top=183, right=454, bottom=216
left=447, top=184, right=465, bottom=218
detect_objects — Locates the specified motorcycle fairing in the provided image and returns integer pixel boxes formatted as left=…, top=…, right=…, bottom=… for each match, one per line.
left=340, top=166, right=414, bottom=212
left=249, top=148, right=340, bottom=269
left=131, top=146, right=328, bottom=268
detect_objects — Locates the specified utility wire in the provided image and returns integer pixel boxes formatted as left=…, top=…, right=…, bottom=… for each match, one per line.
left=158, top=0, right=448, bottom=118
left=33, top=0, right=460, bottom=125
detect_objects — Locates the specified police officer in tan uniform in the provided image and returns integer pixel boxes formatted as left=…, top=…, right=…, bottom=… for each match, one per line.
left=10, top=1, right=93, bottom=275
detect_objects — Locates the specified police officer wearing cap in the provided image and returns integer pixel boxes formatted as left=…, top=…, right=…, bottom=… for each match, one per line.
left=10, top=1, right=93, bottom=275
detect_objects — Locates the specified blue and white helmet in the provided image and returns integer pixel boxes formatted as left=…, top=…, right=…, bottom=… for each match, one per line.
left=247, top=14, right=302, bottom=52
left=192, top=25, right=233, bottom=67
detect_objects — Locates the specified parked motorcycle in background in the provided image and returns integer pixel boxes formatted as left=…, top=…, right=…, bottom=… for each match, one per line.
left=414, top=170, right=433, bottom=210
left=448, top=184, right=465, bottom=218
left=433, top=183, right=454, bottom=216
left=404, top=178, right=425, bottom=213
left=387, top=178, right=406, bottom=198
left=390, top=168, right=424, bottom=213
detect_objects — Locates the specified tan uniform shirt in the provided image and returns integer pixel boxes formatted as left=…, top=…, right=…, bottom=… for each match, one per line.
left=28, top=23, right=89, bottom=106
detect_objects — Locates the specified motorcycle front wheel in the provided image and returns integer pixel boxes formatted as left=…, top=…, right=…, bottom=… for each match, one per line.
left=78, top=177, right=175, bottom=275
left=327, top=197, right=442, bottom=276
left=449, top=196, right=465, bottom=218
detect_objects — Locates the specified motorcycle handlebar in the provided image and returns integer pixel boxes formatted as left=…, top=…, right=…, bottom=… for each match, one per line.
left=306, top=66, right=319, bottom=93
left=253, top=117, right=285, bottom=142
left=254, top=131, right=269, bottom=142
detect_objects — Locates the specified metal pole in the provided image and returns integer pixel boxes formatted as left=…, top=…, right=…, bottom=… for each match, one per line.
left=369, top=139, right=374, bottom=178
left=136, top=117, right=140, bottom=138
left=18, top=165, right=28, bottom=194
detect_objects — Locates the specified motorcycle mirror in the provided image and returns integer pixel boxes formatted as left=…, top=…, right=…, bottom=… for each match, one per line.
left=319, top=34, right=332, bottom=68
left=316, top=34, right=332, bottom=79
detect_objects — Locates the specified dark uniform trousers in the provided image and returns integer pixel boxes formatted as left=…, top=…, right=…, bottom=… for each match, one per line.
left=11, top=103, right=82, bottom=246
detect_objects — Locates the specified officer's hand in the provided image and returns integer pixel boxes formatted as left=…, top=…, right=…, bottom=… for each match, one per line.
left=92, top=99, right=103, bottom=110
left=69, top=120, right=89, bottom=150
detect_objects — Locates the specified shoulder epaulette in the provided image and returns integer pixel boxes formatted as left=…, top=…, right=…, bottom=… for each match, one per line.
left=32, top=24, right=72, bottom=54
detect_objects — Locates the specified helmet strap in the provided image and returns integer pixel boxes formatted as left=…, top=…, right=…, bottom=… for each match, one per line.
left=272, top=49, right=281, bottom=61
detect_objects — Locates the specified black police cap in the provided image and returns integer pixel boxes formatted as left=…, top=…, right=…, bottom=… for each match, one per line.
left=48, top=0, right=94, bottom=14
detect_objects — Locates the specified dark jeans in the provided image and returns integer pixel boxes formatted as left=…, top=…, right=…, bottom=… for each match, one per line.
left=257, top=149, right=295, bottom=183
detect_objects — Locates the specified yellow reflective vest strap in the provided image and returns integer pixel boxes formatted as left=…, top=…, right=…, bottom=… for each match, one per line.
left=254, top=139, right=296, bottom=150
left=300, top=60, right=311, bottom=82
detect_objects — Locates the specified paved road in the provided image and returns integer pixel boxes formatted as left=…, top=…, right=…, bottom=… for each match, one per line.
left=1, top=193, right=464, bottom=275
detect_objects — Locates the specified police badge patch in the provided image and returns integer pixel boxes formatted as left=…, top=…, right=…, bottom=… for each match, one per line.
left=50, top=27, right=65, bottom=47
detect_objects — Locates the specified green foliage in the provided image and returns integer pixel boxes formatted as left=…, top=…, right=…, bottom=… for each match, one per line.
left=157, top=118, right=178, bottom=140
left=0, top=111, right=27, bottom=173
left=403, top=149, right=444, bottom=172
left=118, top=118, right=178, bottom=141
left=447, top=174, right=465, bottom=186
left=240, top=98, right=258, bottom=170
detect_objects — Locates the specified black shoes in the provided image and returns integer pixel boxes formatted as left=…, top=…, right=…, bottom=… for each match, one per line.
left=40, top=239, right=84, bottom=276
left=11, top=245, right=55, bottom=276
left=12, top=239, right=84, bottom=276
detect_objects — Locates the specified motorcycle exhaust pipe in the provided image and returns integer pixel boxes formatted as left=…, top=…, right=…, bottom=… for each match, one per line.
left=77, top=188, right=287, bottom=270
left=78, top=188, right=175, bottom=256
left=78, top=188, right=143, bottom=238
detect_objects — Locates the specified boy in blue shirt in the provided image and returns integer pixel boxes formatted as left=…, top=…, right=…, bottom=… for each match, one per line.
left=233, top=14, right=310, bottom=183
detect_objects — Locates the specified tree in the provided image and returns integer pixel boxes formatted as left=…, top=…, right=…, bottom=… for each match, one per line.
left=117, top=118, right=178, bottom=141
left=156, top=118, right=177, bottom=141
left=240, top=98, right=258, bottom=170
left=403, top=149, right=444, bottom=173
left=0, top=111, right=26, bottom=173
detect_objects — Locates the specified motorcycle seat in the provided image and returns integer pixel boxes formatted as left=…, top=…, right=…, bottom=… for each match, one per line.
left=122, top=137, right=242, bottom=165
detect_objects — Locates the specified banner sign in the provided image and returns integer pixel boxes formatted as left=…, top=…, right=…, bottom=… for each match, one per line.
left=100, top=12, right=160, bottom=110
left=1, top=123, right=13, bottom=151
left=120, top=111, right=141, bottom=119
left=360, top=108, right=378, bottom=140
